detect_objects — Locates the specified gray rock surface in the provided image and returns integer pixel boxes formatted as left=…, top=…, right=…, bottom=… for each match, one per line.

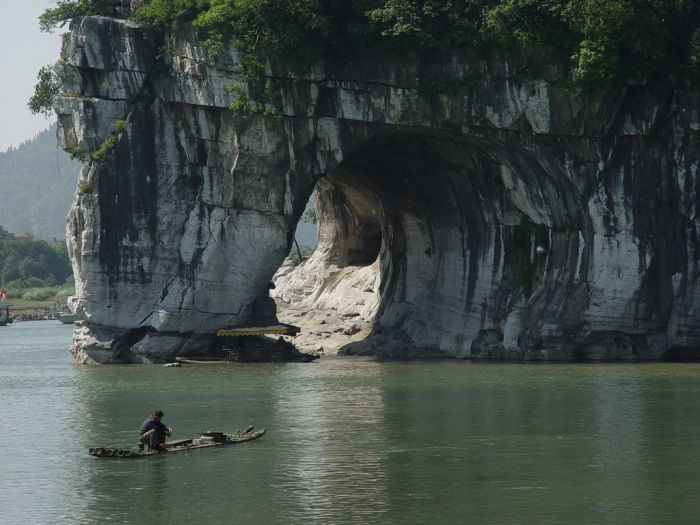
left=58, top=15, right=700, bottom=362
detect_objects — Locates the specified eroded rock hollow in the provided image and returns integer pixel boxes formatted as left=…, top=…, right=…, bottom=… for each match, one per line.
left=58, top=15, right=700, bottom=362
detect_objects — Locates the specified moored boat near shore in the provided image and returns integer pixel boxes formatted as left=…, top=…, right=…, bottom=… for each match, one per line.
left=58, top=295, right=86, bottom=324
left=58, top=313, right=82, bottom=324
left=0, top=303, right=13, bottom=326
left=175, top=324, right=318, bottom=363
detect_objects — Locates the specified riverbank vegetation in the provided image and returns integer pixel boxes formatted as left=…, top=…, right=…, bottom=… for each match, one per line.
left=37, top=1, right=700, bottom=94
left=0, top=226, right=74, bottom=304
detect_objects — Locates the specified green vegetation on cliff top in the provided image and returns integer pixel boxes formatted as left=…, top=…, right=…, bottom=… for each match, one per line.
left=38, top=0, right=700, bottom=93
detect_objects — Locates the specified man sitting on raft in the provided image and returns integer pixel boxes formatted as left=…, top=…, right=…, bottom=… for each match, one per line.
left=138, top=410, right=173, bottom=451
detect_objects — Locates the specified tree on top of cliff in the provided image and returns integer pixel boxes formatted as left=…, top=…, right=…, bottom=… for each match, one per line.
left=37, top=0, right=700, bottom=92
left=39, top=0, right=102, bottom=31
left=485, top=0, right=700, bottom=91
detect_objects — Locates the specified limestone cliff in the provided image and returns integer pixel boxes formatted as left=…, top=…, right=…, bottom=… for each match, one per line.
left=57, top=14, right=700, bottom=363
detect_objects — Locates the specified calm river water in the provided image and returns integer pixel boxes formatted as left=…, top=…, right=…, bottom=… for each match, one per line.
left=2, top=321, right=700, bottom=524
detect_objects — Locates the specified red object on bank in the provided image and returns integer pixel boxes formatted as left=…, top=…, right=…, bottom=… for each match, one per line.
left=0, top=288, right=6, bottom=301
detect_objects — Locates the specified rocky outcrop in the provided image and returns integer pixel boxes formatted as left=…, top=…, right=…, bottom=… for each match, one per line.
left=58, top=14, right=700, bottom=362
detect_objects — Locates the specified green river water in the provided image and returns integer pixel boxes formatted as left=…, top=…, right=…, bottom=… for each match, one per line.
left=1, top=321, right=700, bottom=524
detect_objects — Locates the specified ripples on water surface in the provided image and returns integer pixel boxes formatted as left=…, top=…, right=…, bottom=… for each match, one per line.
left=2, top=321, right=700, bottom=524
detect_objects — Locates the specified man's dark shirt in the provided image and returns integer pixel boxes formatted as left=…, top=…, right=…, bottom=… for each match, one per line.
left=139, top=416, right=168, bottom=441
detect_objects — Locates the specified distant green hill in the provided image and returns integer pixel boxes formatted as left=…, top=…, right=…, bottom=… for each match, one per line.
left=0, top=125, right=81, bottom=240
left=0, top=125, right=317, bottom=249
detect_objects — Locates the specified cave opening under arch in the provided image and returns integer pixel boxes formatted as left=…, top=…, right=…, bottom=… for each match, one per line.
left=274, top=130, right=576, bottom=358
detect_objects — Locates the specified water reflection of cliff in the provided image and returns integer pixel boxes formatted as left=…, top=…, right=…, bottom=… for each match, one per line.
left=55, top=359, right=700, bottom=524
left=270, top=360, right=390, bottom=523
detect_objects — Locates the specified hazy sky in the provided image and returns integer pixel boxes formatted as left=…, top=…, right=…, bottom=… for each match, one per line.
left=0, top=2, right=64, bottom=152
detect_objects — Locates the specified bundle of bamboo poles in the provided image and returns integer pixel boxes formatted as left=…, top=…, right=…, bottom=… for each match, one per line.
left=88, top=447, right=135, bottom=457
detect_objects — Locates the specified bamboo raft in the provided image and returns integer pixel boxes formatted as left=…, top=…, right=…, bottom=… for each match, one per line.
left=88, top=426, right=265, bottom=458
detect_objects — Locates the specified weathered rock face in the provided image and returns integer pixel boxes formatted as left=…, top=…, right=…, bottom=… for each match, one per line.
left=58, top=15, right=700, bottom=363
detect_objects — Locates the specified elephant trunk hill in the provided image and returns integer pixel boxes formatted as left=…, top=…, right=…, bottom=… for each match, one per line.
left=57, top=15, right=700, bottom=363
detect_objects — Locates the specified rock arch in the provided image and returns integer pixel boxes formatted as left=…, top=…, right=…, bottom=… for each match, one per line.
left=57, top=17, right=700, bottom=362
left=275, top=128, right=586, bottom=358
